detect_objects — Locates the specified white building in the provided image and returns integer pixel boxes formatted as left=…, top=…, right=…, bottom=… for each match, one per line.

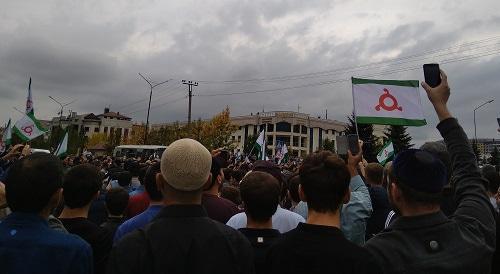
left=49, top=107, right=133, bottom=139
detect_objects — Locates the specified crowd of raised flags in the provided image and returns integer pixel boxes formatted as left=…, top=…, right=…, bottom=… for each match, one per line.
left=1, top=75, right=429, bottom=165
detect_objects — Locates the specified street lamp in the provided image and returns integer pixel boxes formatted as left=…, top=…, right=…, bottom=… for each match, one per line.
left=138, top=73, right=170, bottom=144
left=48, top=96, right=77, bottom=127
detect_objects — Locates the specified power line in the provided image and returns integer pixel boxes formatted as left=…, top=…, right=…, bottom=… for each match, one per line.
left=115, top=81, right=182, bottom=110
left=194, top=49, right=500, bottom=97
left=124, top=96, right=187, bottom=115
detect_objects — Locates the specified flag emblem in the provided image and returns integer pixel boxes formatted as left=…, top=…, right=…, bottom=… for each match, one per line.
left=376, top=88, right=402, bottom=112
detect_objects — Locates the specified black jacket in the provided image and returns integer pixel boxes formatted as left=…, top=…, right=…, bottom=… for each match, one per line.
left=365, top=118, right=496, bottom=274
left=107, top=204, right=254, bottom=274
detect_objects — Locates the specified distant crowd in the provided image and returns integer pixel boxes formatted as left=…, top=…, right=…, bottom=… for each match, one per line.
left=0, top=70, right=498, bottom=274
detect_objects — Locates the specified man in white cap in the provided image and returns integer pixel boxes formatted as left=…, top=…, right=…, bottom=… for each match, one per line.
left=108, top=139, right=254, bottom=274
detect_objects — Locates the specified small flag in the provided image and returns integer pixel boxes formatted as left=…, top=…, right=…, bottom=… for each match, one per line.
left=26, top=78, right=34, bottom=115
left=13, top=113, right=46, bottom=141
left=255, top=130, right=266, bottom=160
left=278, top=143, right=289, bottom=164
left=377, top=141, right=394, bottom=165
left=54, top=131, right=68, bottom=157
left=352, top=78, right=426, bottom=126
left=0, top=119, right=12, bottom=153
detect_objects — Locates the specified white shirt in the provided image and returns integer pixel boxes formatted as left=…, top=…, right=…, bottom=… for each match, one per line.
left=226, top=206, right=305, bottom=233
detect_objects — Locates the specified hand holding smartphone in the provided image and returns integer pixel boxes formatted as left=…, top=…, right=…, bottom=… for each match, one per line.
left=347, top=134, right=360, bottom=155
left=423, top=63, right=441, bottom=88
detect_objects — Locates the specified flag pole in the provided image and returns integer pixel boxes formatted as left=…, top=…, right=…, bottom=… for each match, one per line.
left=351, top=77, right=360, bottom=137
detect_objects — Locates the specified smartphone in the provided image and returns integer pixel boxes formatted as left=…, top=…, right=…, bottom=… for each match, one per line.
left=347, top=134, right=360, bottom=155
left=423, top=63, right=441, bottom=88
left=336, top=135, right=348, bottom=155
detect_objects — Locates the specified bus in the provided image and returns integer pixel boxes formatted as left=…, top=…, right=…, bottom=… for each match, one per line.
left=113, top=145, right=167, bottom=159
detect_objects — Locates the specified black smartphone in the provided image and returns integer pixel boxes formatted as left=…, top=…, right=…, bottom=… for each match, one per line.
left=423, top=63, right=441, bottom=88
left=347, top=134, right=360, bottom=155
left=335, top=135, right=348, bottom=155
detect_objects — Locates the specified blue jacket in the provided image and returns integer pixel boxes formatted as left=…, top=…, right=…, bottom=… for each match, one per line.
left=0, top=212, right=93, bottom=274
left=341, top=175, right=373, bottom=245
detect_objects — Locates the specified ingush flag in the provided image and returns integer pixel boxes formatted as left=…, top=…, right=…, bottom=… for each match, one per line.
left=377, top=141, right=394, bottom=165
left=54, top=131, right=68, bottom=157
left=352, top=78, right=426, bottom=126
left=255, top=130, right=266, bottom=160
left=26, top=77, right=34, bottom=115
left=278, top=143, right=289, bottom=164
left=13, top=113, right=46, bottom=141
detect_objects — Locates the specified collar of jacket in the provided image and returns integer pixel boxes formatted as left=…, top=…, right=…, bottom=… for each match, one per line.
left=154, top=204, right=208, bottom=219
left=389, top=211, right=448, bottom=231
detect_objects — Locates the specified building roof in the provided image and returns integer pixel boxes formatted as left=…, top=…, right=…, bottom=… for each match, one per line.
left=97, top=111, right=131, bottom=120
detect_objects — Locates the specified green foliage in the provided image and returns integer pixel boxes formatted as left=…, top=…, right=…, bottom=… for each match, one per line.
left=322, top=138, right=336, bottom=153
left=383, top=125, right=413, bottom=153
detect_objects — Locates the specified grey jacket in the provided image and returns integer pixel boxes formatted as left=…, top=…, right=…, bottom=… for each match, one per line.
left=365, top=118, right=496, bottom=274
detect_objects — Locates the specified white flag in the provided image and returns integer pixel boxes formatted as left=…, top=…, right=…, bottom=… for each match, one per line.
left=255, top=130, right=266, bottom=160
left=278, top=143, right=289, bottom=164
left=54, top=131, right=68, bottom=157
left=352, top=78, right=426, bottom=126
left=26, top=78, right=34, bottom=115
left=377, top=141, right=394, bottom=165
left=13, top=113, right=46, bottom=141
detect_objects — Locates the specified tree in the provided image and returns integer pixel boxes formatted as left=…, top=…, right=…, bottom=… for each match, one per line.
left=199, top=107, right=238, bottom=150
left=322, top=138, right=336, bottom=153
left=106, top=128, right=121, bottom=154
left=87, top=133, right=108, bottom=148
left=489, top=146, right=499, bottom=166
left=383, top=125, right=413, bottom=153
left=345, top=114, right=378, bottom=162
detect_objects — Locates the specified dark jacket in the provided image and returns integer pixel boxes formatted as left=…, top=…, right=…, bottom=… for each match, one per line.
left=365, top=118, right=496, bottom=274
left=107, top=204, right=254, bottom=274
left=366, top=185, right=391, bottom=240
left=268, top=222, right=382, bottom=274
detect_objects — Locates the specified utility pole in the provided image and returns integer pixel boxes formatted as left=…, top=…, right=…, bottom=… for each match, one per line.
left=48, top=96, right=77, bottom=128
left=139, top=73, right=169, bottom=144
left=182, top=80, right=198, bottom=125
left=326, top=109, right=328, bottom=119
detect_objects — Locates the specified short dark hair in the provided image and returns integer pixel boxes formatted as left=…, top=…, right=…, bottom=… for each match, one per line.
left=144, top=162, right=163, bottom=201
left=116, top=171, right=132, bottom=187
left=299, top=151, right=350, bottom=213
left=420, top=141, right=451, bottom=182
left=6, top=153, right=63, bottom=213
left=240, top=171, right=280, bottom=222
left=105, top=187, right=129, bottom=215
left=220, top=185, right=241, bottom=205
left=365, top=163, right=384, bottom=185
left=389, top=168, right=442, bottom=205
left=287, top=173, right=301, bottom=203
left=63, top=164, right=102, bottom=208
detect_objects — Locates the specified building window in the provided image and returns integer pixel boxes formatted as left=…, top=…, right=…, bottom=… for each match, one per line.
left=232, top=136, right=235, bottom=141
left=267, top=136, right=274, bottom=145
left=293, top=124, right=300, bottom=133
left=276, top=136, right=290, bottom=146
left=293, top=136, right=299, bottom=147
left=301, top=125, right=307, bottom=134
left=253, top=126, right=257, bottom=136
left=94, top=127, right=99, bottom=133
left=124, top=129, right=129, bottom=138
left=267, top=123, right=274, bottom=132
left=104, top=127, right=108, bottom=134
left=84, top=127, right=90, bottom=132
left=238, top=136, right=241, bottom=142
left=301, top=137, right=307, bottom=148
left=276, top=122, right=291, bottom=132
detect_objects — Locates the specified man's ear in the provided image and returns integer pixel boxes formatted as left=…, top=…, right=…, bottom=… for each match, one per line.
left=390, top=182, right=402, bottom=203
left=156, top=173, right=166, bottom=193
left=342, top=187, right=351, bottom=204
left=298, top=184, right=307, bottom=202
left=49, top=188, right=63, bottom=210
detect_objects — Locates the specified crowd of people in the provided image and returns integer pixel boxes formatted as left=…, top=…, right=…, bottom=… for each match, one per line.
left=0, top=70, right=498, bottom=274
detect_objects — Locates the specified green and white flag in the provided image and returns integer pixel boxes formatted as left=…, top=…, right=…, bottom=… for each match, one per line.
left=0, top=119, right=12, bottom=153
left=377, top=141, right=394, bottom=165
left=26, top=77, right=34, bottom=115
left=278, top=143, right=289, bottom=164
left=352, top=78, right=426, bottom=126
left=54, top=131, right=68, bottom=157
left=13, top=113, right=46, bottom=141
left=255, top=129, right=266, bottom=160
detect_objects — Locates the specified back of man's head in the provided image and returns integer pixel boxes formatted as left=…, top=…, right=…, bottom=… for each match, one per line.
left=105, top=187, right=129, bottom=216
left=299, top=151, right=351, bottom=213
left=160, top=138, right=212, bottom=192
left=483, top=171, right=500, bottom=194
left=6, top=153, right=63, bottom=214
left=240, top=171, right=280, bottom=222
left=365, top=163, right=384, bottom=186
left=287, top=174, right=301, bottom=204
left=420, top=141, right=451, bottom=182
left=117, top=171, right=132, bottom=187
left=391, top=149, right=446, bottom=206
left=144, top=162, right=163, bottom=201
left=63, top=164, right=102, bottom=209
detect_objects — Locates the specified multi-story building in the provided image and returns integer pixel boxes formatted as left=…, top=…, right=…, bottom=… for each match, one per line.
left=49, top=107, right=133, bottom=139
left=473, top=138, right=500, bottom=157
left=230, top=111, right=346, bottom=157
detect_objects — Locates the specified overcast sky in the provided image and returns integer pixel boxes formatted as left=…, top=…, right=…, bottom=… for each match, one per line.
left=1, top=0, right=499, bottom=145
